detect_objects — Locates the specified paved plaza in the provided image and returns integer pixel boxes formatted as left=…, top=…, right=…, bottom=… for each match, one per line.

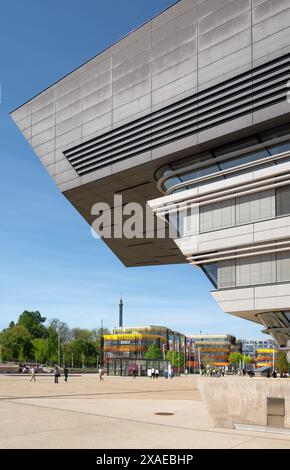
left=0, top=375, right=290, bottom=449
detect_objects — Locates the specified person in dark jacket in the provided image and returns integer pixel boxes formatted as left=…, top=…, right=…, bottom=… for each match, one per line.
left=64, top=366, right=69, bottom=382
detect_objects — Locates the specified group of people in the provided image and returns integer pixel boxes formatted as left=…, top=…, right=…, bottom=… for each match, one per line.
left=28, top=365, right=69, bottom=383
left=266, top=370, right=289, bottom=378
left=147, top=368, right=159, bottom=378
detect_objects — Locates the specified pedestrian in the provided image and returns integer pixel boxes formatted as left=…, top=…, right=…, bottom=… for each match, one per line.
left=155, top=369, right=159, bottom=379
left=54, top=366, right=60, bottom=383
left=99, top=366, right=104, bottom=381
left=151, top=367, right=155, bottom=379
left=272, top=370, right=277, bottom=378
left=132, top=369, right=137, bottom=379
left=30, top=366, right=36, bottom=382
left=64, top=366, right=69, bottom=382
left=184, top=368, right=188, bottom=377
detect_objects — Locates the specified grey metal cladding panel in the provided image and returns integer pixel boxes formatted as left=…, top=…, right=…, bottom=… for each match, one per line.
left=151, top=0, right=196, bottom=30
left=55, top=114, right=82, bottom=137
left=82, top=86, right=112, bottom=113
left=253, top=7, right=290, bottom=43
left=152, top=57, right=197, bottom=92
left=113, top=89, right=151, bottom=122
left=54, top=70, right=82, bottom=100
left=82, top=57, right=112, bottom=83
left=82, top=114, right=112, bottom=139
left=31, top=114, right=55, bottom=136
left=112, top=30, right=151, bottom=68
left=253, top=0, right=290, bottom=25
left=113, top=50, right=150, bottom=81
left=32, top=102, right=54, bottom=125
left=253, top=28, right=290, bottom=65
left=198, top=29, right=251, bottom=70
left=56, top=101, right=81, bottom=124
left=152, top=73, right=197, bottom=108
left=151, top=41, right=197, bottom=76
left=81, top=70, right=112, bottom=98
left=113, top=64, right=151, bottom=95
left=64, top=53, right=290, bottom=178
left=198, top=0, right=251, bottom=36
left=152, top=9, right=196, bottom=47
left=198, top=0, right=250, bottom=19
left=198, top=46, right=252, bottom=89
left=31, top=88, right=55, bottom=112
left=55, top=87, right=82, bottom=112
left=198, top=12, right=251, bottom=53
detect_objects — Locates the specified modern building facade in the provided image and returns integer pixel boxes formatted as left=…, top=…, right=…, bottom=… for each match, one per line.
left=187, top=333, right=240, bottom=369
left=103, top=324, right=184, bottom=376
left=255, top=347, right=278, bottom=368
left=242, top=338, right=276, bottom=358
left=11, top=0, right=290, bottom=346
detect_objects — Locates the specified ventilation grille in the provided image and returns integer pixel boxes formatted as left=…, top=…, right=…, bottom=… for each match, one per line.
left=64, top=54, right=290, bottom=176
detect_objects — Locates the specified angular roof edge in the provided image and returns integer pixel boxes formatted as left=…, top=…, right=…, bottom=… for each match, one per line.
left=10, top=0, right=180, bottom=114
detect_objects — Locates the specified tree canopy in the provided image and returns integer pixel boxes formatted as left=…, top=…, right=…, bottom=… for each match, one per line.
left=0, top=311, right=109, bottom=366
left=144, top=343, right=163, bottom=360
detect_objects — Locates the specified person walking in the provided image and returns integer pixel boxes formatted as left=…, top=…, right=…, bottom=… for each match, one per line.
left=99, top=366, right=104, bottom=382
left=151, top=367, right=155, bottom=379
left=132, top=369, right=137, bottom=379
left=54, top=366, right=60, bottom=383
left=184, top=368, right=188, bottom=377
left=30, top=366, right=36, bottom=382
left=64, top=366, right=69, bottom=382
left=155, top=369, right=159, bottom=379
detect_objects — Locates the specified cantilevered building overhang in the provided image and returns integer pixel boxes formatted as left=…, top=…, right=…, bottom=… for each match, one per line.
left=11, top=0, right=290, bottom=344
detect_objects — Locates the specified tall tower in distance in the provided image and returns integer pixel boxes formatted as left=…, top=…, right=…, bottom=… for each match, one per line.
left=119, top=297, right=123, bottom=328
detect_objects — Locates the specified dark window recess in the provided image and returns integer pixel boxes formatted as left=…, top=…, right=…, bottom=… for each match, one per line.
left=64, top=53, right=290, bottom=176
left=200, top=262, right=218, bottom=288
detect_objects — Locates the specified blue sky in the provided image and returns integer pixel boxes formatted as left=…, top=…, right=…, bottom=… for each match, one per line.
left=0, top=0, right=265, bottom=339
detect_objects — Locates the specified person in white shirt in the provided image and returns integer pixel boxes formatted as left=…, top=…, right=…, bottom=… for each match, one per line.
left=30, top=366, right=36, bottom=382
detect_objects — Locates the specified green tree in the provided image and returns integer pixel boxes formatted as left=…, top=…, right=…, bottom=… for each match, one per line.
left=276, top=351, right=289, bottom=374
left=0, top=324, right=32, bottom=360
left=32, top=338, right=50, bottom=363
left=18, top=311, right=47, bottom=339
left=144, top=344, right=163, bottom=360
left=63, top=339, right=98, bottom=367
left=166, top=350, right=184, bottom=368
left=242, top=355, right=253, bottom=365
left=228, top=352, right=243, bottom=364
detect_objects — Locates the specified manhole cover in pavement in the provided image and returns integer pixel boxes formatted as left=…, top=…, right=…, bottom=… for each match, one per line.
left=154, top=412, right=174, bottom=416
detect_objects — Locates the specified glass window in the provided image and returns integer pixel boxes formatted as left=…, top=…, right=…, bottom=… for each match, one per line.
left=276, top=186, right=290, bottom=217
left=277, top=252, right=290, bottom=282
left=268, top=141, right=290, bottom=156
left=219, top=150, right=270, bottom=170
left=200, top=263, right=218, bottom=288
left=218, top=260, right=236, bottom=288
left=179, top=164, right=220, bottom=182
left=214, top=137, right=260, bottom=156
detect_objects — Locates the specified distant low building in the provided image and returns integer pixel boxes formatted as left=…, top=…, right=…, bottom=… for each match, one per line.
left=103, top=325, right=185, bottom=376
left=242, top=339, right=277, bottom=358
left=256, top=348, right=278, bottom=369
left=186, top=334, right=241, bottom=370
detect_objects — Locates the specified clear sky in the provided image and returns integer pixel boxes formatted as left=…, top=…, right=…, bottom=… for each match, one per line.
left=0, top=0, right=266, bottom=339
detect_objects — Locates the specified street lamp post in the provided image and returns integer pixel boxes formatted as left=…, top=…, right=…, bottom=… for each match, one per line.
left=57, top=322, right=61, bottom=367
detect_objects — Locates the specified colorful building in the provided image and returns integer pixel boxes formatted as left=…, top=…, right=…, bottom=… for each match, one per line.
left=187, top=334, right=241, bottom=370
left=255, top=348, right=278, bottom=368
left=103, top=325, right=185, bottom=376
